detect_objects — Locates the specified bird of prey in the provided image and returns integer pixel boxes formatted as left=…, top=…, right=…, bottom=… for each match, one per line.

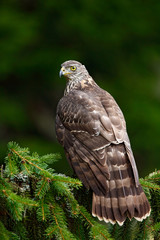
left=55, top=60, right=151, bottom=226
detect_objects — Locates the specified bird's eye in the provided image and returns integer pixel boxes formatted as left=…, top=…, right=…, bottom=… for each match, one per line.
left=70, top=66, right=76, bottom=71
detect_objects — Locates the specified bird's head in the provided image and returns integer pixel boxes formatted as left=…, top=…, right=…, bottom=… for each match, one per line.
left=59, top=60, right=88, bottom=81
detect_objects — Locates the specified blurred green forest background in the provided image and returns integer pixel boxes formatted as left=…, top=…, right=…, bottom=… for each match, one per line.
left=1, top=0, right=160, bottom=177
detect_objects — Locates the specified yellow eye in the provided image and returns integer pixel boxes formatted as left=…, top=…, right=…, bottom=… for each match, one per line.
left=70, top=66, right=76, bottom=71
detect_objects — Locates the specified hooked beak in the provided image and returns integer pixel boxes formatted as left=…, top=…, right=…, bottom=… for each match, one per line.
left=59, top=68, right=64, bottom=78
left=59, top=66, right=71, bottom=78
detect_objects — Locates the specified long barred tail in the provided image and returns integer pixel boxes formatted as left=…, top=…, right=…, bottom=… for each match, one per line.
left=92, top=185, right=151, bottom=226
left=92, top=145, right=151, bottom=226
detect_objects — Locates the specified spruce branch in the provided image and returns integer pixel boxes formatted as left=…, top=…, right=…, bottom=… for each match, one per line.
left=50, top=204, right=65, bottom=240
left=79, top=206, right=113, bottom=240
left=140, top=178, right=160, bottom=191
left=1, top=142, right=160, bottom=240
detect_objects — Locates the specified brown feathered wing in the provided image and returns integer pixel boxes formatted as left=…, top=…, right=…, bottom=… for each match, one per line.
left=56, top=87, right=151, bottom=225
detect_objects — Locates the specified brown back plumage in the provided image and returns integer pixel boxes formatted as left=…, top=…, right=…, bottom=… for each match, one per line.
left=55, top=60, right=151, bottom=225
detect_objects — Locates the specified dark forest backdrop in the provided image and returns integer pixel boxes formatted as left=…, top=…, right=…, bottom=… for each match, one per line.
left=1, top=0, right=160, bottom=177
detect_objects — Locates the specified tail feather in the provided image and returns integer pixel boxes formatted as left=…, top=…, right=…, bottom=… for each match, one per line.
left=104, top=192, right=115, bottom=224
left=92, top=144, right=151, bottom=225
left=92, top=185, right=151, bottom=226
left=100, top=196, right=108, bottom=222
left=109, top=177, right=126, bottom=225
left=95, top=194, right=103, bottom=221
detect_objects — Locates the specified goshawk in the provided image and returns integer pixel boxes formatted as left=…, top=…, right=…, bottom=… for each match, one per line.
left=55, top=60, right=151, bottom=226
